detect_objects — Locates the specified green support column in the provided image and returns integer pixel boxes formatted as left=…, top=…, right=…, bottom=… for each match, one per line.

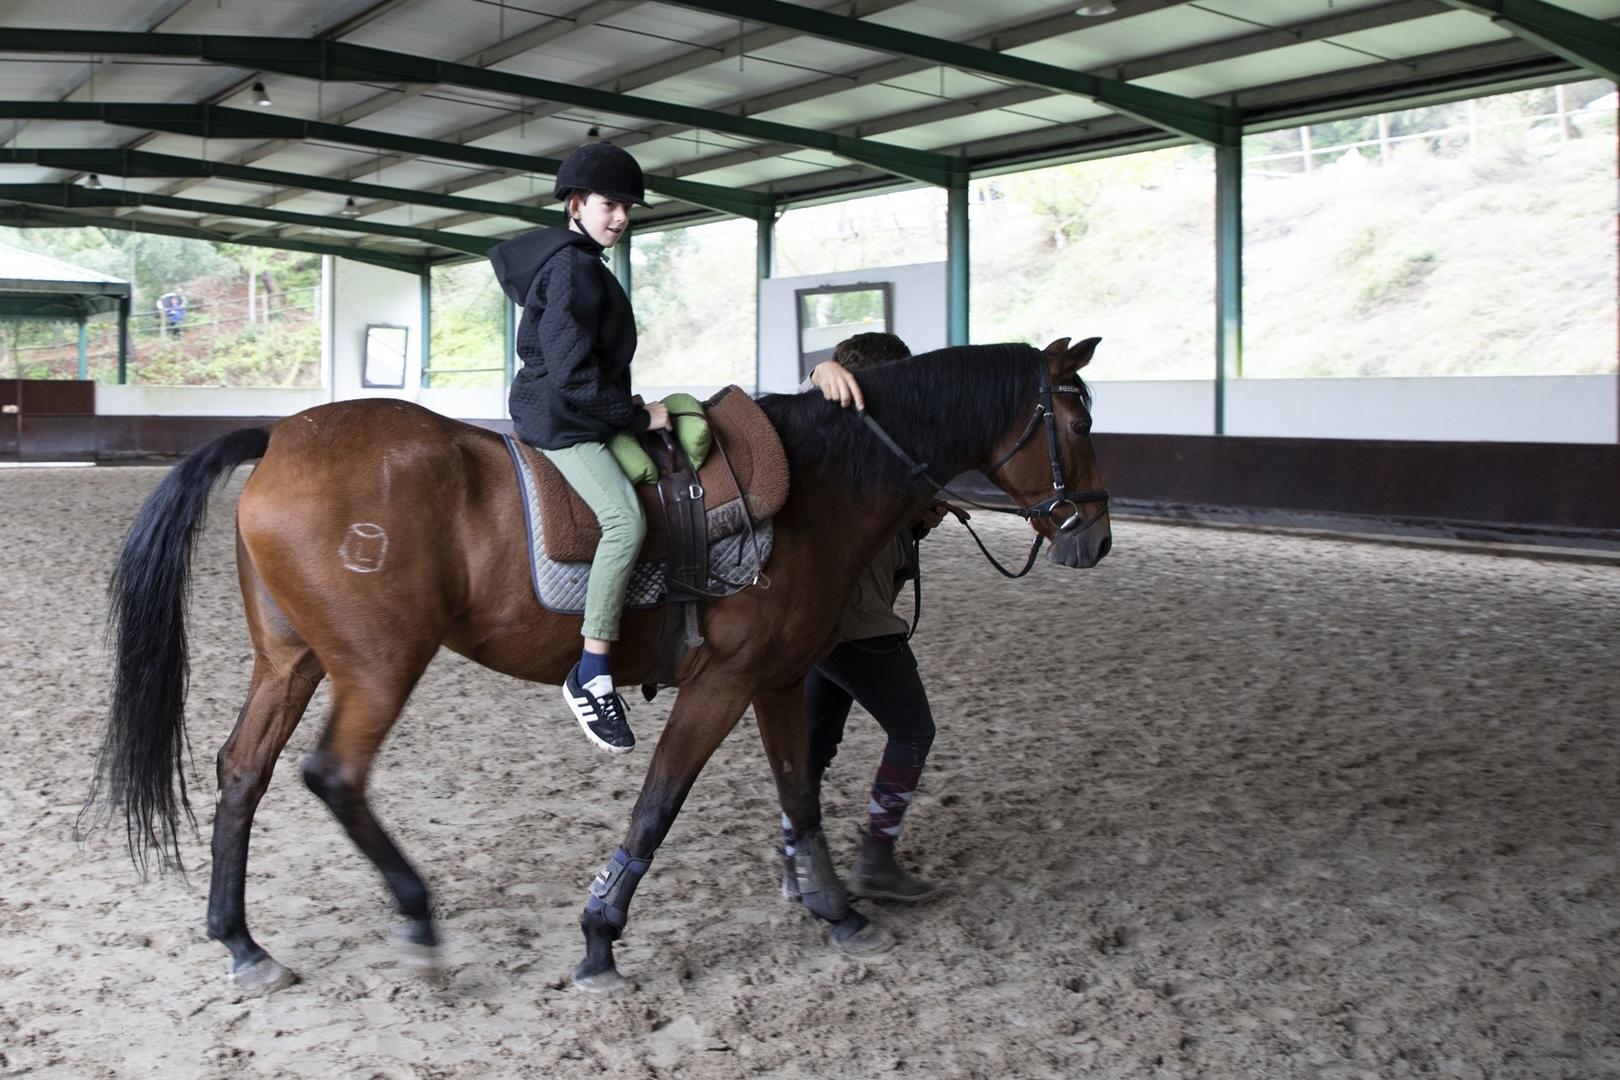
left=612, top=240, right=632, bottom=295
left=1214, top=141, right=1244, bottom=437
left=117, top=296, right=129, bottom=384
left=756, top=211, right=774, bottom=392
left=76, top=317, right=88, bottom=379
left=947, top=178, right=969, bottom=347
left=756, top=212, right=774, bottom=281
left=503, top=295, right=516, bottom=390
left=419, top=271, right=432, bottom=390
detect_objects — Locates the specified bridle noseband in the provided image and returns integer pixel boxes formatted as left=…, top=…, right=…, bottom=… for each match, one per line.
left=860, top=358, right=1110, bottom=578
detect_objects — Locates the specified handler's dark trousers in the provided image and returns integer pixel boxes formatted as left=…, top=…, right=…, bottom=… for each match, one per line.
left=800, top=634, right=936, bottom=843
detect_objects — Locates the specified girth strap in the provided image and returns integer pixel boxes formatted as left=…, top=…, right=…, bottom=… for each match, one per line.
left=655, top=429, right=709, bottom=598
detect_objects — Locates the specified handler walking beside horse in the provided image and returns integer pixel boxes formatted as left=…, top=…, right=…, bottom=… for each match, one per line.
left=788, top=332, right=949, bottom=903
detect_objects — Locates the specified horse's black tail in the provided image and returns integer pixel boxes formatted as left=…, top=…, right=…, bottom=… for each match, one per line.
left=80, top=426, right=272, bottom=877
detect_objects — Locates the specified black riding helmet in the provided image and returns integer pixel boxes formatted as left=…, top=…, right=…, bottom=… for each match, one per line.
left=553, top=141, right=650, bottom=208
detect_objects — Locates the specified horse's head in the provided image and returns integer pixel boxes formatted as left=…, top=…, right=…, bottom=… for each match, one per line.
left=981, top=336, right=1112, bottom=569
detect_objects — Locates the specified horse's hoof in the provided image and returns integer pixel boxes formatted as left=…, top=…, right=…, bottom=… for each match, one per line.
left=230, top=956, right=299, bottom=995
left=825, top=916, right=894, bottom=958
left=398, top=938, right=443, bottom=979
left=571, top=963, right=632, bottom=995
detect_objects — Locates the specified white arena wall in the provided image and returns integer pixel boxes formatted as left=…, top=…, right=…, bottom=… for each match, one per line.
left=92, top=256, right=1617, bottom=446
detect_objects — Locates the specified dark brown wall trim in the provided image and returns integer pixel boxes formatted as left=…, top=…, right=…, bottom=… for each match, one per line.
left=8, top=415, right=1615, bottom=542
left=1093, top=434, right=1620, bottom=537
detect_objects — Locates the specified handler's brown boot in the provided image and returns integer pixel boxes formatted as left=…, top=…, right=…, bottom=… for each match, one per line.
left=845, top=827, right=937, bottom=902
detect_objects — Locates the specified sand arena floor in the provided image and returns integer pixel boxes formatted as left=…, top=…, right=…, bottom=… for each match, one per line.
left=1, top=463, right=1616, bottom=1079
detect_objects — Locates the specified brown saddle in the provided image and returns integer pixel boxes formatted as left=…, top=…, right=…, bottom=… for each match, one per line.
left=519, top=385, right=790, bottom=564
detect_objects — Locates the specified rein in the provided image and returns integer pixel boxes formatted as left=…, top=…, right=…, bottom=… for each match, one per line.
left=859, top=358, right=1110, bottom=580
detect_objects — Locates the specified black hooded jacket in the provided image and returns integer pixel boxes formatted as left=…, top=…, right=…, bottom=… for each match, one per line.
left=489, top=226, right=648, bottom=450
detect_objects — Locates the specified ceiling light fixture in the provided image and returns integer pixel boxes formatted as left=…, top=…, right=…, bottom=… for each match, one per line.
left=82, top=173, right=103, bottom=190
left=338, top=197, right=361, bottom=217
left=1076, top=2, right=1117, bottom=14
left=250, top=81, right=273, bottom=107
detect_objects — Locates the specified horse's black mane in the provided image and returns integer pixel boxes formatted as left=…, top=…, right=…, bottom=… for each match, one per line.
left=757, top=342, right=1089, bottom=495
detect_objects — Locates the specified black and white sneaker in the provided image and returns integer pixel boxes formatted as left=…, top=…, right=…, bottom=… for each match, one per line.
left=563, top=663, right=636, bottom=754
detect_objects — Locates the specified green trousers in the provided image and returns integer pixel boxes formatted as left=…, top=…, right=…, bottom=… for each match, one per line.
left=541, top=440, right=647, bottom=642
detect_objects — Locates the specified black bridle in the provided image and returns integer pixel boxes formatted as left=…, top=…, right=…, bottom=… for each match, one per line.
left=860, top=358, right=1110, bottom=579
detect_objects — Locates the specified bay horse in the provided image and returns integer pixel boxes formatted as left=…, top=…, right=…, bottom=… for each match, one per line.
left=85, top=337, right=1111, bottom=994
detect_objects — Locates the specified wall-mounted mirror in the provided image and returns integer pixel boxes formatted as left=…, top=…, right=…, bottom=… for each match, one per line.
left=362, top=324, right=409, bottom=389
left=794, top=283, right=893, bottom=379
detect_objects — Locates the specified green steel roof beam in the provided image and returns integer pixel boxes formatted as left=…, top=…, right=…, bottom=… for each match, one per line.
left=0, top=29, right=964, bottom=187
left=0, top=101, right=770, bottom=219
left=1435, top=0, right=1620, bottom=83
left=654, top=0, right=1241, bottom=146
left=0, top=204, right=427, bottom=273
left=0, top=148, right=563, bottom=227
left=0, top=183, right=496, bottom=256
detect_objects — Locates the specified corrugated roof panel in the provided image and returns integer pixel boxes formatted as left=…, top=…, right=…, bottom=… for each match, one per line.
left=158, top=0, right=385, bottom=37
left=677, top=153, right=850, bottom=189
left=62, top=60, right=222, bottom=104
left=358, top=91, right=513, bottom=139
left=864, top=0, right=1061, bottom=40
left=877, top=100, right=1099, bottom=152
left=0, top=239, right=128, bottom=283
left=743, top=35, right=899, bottom=83
left=877, top=66, right=1015, bottom=103
left=501, top=12, right=732, bottom=88
left=338, top=1, right=560, bottom=61
left=224, top=77, right=409, bottom=123
left=1194, top=0, right=1397, bottom=26
left=0, top=0, right=172, bottom=31
left=1140, top=12, right=1515, bottom=100
left=636, top=53, right=843, bottom=110
left=1007, top=6, right=1241, bottom=70
left=627, top=130, right=754, bottom=172
left=0, top=164, right=62, bottom=183
left=471, top=119, right=622, bottom=160
left=489, top=31, right=621, bottom=88
left=0, top=60, right=90, bottom=101
left=247, top=143, right=374, bottom=175
left=1, top=0, right=1611, bottom=250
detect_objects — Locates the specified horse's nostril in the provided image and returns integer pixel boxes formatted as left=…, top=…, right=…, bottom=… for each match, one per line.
left=1096, top=535, right=1112, bottom=561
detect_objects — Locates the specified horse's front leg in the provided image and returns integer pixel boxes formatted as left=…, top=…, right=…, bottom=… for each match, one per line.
left=752, top=684, right=894, bottom=957
left=572, top=677, right=752, bottom=994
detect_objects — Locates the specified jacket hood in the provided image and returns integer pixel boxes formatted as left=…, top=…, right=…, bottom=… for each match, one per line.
left=488, top=227, right=602, bottom=305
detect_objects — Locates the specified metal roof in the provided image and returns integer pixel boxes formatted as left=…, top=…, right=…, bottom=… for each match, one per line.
left=0, top=239, right=131, bottom=320
left=0, top=0, right=1615, bottom=268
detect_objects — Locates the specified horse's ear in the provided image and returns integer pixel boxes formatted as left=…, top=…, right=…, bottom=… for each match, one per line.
left=1042, top=337, right=1072, bottom=356
left=1065, top=336, right=1102, bottom=370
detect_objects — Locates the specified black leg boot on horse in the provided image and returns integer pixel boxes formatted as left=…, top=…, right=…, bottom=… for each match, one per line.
left=754, top=684, right=892, bottom=957
left=573, top=680, right=755, bottom=994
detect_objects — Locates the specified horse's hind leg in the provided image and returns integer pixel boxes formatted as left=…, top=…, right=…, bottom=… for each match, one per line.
left=207, top=646, right=324, bottom=993
left=752, top=684, right=893, bottom=957
left=300, top=663, right=441, bottom=968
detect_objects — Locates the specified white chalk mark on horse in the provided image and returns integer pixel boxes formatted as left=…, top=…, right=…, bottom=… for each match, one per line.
left=340, top=523, right=388, bottom=573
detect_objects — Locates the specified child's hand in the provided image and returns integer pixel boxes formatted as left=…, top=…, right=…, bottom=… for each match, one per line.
left=644, top=402, right=671, bottom=431
left=810, top=360, right=865, bottom=412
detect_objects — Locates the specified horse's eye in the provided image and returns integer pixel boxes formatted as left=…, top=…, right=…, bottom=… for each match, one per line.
left=1068, top=418, right=1092, bottom=436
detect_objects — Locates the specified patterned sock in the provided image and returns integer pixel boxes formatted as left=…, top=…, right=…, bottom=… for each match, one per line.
left=867, top=763, right=924, bottom=842
left=578, top=647, right=611, bottom=684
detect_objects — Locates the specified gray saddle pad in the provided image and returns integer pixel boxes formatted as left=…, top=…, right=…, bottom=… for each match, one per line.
left=503, top=435, right=772, bottom=615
